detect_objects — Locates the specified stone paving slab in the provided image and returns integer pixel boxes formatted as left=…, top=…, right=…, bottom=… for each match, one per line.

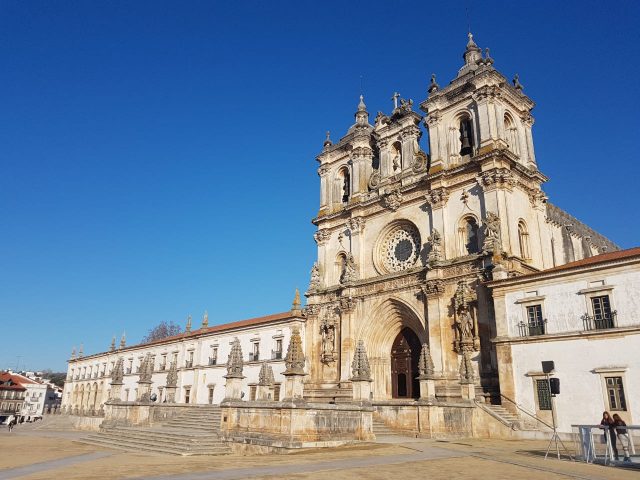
left=0, top=452, right=112, bottom=480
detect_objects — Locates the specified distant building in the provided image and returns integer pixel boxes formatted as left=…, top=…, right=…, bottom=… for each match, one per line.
left=0, top=372, right=27, bottom=420
left=489, top=247, right=640, bottom=432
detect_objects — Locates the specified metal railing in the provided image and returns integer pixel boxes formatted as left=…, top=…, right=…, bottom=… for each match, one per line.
left=271, top=350, right=283, bottom=360
left=185, top=360, right=193, bottom=368
left=581, top=311, right=617, bottom=331
left=208, top=357, right=217, bottom=365
left=517, top=319, right=547, bottom=337
left=572, top=424, right=638, bottom=465
left=498, top=393, right=555, bottom=430
left=249, top=352, right=260, bottom=362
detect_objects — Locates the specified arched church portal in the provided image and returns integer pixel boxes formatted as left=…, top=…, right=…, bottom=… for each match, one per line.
left=391, top=327, right=422, bottom=399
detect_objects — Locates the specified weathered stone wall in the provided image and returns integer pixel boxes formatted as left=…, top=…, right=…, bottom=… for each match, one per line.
left=219, top=400, right=374, bottom=448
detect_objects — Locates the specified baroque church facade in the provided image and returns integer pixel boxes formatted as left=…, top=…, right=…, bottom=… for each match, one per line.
left=62, top=35, right=623, bottom=434
left=304, top=33, right=617, bottom=403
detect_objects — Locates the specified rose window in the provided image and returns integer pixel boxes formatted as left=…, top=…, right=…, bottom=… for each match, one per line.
left=380, top=224, right=421, bottom=272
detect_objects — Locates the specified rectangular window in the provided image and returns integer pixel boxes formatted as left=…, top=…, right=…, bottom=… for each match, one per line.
left=209, top=347, right=218, bottom=365
left=273, top=384, right=281, bottom=402
left=250, top=385, right=257, bottom=401
left=250, top=343, right=260, bottom=362
left=526, top=305, right=545, bottom=335
left=273, top=339, right=283, bottom=359
left=185, top=351, right=194, bottom=368
left=606, top=377, right=627, bottom=411
left=591, top=296, right=614, bottom=329
left=536, top=379, right=552, bottom=411
left=208, top=387, right=215, bottom=404
left=184, top=388, right=191, bottom=404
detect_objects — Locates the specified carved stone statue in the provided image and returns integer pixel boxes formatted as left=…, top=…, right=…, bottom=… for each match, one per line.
left=340, top=253, right=357, bottom=284
left=309, top=262, right=321, bottom=290
left=483, top=211, right=502, bottom=253
left=320, top=314, right=336, bottom=363
left=427, top=229, right=442, bottom=262
left=452, top=281, right=479, bottom=353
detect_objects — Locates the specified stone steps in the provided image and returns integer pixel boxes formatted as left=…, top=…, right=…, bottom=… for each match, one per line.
left=372, top=419, right=403, bottom=436
left=487, top=405, right=520, bottom=423
left=77, top=406, right=230, bottom=456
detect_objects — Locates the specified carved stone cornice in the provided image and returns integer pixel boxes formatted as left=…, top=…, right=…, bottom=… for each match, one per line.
left=424, top=187, right=449, bottom=208
left=338, top=296, right=357, bottom=314
left=382, top=189, right=403, bottom=211
left=424, top=112, right=440, bottom=128
left=303, top=304, right=321, bottom=318
left=346, top=216, right=366, bottom=235
left=400, top=125, right=421, bottom=139
left=317, top=164, right=330, bottom=177
left=351, top=146, right=373, bottom=158
left=314, top=228, right=331, bottom=245
left=421, top=279, right=445, bottom=298
left=477, top=168, right=516, bottom=191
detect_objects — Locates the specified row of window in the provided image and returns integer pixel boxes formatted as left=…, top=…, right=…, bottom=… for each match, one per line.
left=70, top=339, right=285, bottom=380
left=518, top=294, right=617, bottom=337
left=0, top=402, right=22, bottom=412
left=535, top=376, right=626, bottom=412
left=0, top=391, right=25, bottom=400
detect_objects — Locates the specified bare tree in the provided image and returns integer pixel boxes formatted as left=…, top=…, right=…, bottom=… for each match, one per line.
left=142, top=321, right=182, bottom=343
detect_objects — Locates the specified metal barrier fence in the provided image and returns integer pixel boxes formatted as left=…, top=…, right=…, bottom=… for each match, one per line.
left=572, top=424, right=639, bottom=466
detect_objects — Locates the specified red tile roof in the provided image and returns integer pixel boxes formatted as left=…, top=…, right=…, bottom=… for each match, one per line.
left=489, top=247, right=640, bottom=285
left=72, top=311, right=302, bottom=361
left=0, top=372, right=33, bottom=390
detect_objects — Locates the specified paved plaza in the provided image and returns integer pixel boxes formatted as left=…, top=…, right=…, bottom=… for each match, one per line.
left=0, top=423, right=637, bottom=480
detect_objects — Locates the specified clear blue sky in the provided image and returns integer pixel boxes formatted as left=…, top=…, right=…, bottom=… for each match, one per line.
left=1, top=1, right=638, bottom=371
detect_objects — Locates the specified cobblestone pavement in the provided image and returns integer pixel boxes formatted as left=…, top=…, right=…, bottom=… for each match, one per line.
left=1, top=425, right=638, bottom=480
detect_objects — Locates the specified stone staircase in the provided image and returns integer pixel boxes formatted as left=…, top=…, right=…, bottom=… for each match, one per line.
left=485, top=404, right=521, bottom=427
left=77, top=406, right=230, bottom=456
left=372, top=418, right=405, bottom=437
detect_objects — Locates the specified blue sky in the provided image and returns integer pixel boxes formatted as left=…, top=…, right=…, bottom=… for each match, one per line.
left=1, top=1, right=638, bottom=371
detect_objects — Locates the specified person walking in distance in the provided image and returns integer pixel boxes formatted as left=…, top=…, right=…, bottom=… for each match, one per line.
left=7, top=416, right=16, bottom=433
left=613, top=414, right=631, bottom=462
left=600, top=411, right=619, bottom=461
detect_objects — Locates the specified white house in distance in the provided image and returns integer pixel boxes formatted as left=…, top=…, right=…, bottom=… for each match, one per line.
left=62, top=306, right=304, bottom=414
left=489, top=247, right=640, bottom=432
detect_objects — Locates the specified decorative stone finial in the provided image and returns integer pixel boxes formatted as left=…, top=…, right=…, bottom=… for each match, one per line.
left=418, top=343, right=435, bottom=379
left=284, top=327, right=305, bottom=375
left=258, top=362, right=275, bottom=386
left=138, top=353, right=152, bottom=383
left=291, top=288, right=302, bottom=313
left=323, top=131, right=332, bottom=148
left=428, top=73, right=439, bottom=95
left=484, top=48, right=494, bottom=65
left=70, top=347, right=76, bottom=360
left=110, top=336, right=116, bottom=352
left=357, top=94, right=366, bottom=112
left=202, top=311, right=209, bottom=328
left=120, top=332, right=126, bottom=349
left=185, top=315, right=192, bottom=333
left=165, top=360, right=178, bottom=387
left=512, top=74, right=524, bottom=92
left=351, top=340, right=372, bottom=381
left=78, top=343, right=84, bottom=358
left=225, top=338, right=244, bottom=378
left=111, top=357, right=124, bottom=385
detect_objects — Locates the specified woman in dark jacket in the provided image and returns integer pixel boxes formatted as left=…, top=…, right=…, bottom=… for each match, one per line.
left=600, top=411, right=618, bottom=460
left=612, top=414, right=631, bottom=462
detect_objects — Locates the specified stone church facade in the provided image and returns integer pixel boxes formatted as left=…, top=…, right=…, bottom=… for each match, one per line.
left=61, top=35, right=623, bottom=439
left=304, top=33, right=618, bottom=404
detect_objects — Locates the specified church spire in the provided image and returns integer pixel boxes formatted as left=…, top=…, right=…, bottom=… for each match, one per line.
left=457, top=32, right=482, bottom=78
left=354, top=94, right=369, bottom=126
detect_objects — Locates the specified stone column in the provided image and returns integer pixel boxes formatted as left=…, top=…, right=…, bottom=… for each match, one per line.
left=282, top=327, right=306, bottom=402
left=417, top=343, right=436, bottom=402
left=459, top=347, right=476, bottom=402
left=256, top=362, right=275, bottom=401
left=223, top=338, right=245, bottom=401
left=350, top=340, right=372, bottom=403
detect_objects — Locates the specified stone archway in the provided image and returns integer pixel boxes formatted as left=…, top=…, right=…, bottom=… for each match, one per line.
left=356, top=297, right=427, bottom=400
left=390, top=327, right=422, bottom=399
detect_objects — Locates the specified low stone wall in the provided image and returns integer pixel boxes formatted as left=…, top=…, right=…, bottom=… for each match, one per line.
left=68, top=414, right=104, bottom=431
left=219, top=400, right=374, bottom=450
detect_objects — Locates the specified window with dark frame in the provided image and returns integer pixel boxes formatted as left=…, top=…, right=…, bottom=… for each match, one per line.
left=526, top=304, right=545, bottom=335
left=591, top=295, right=613, bottom=329
left=536, top=379, right=552, bottom=410
left=606, top=376, right=627, bottom=411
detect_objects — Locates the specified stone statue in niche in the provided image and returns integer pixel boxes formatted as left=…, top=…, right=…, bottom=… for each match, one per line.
left=309, top=262, right=321, bottom=290
left=483, top=211, right=502, bottom=253
left=320, top=314, right=337, bottom=363
left=392, top=143, right=402, bottom=172
left=452, top=280, right=479, bottom=353
left=340, top=253, right=357, bottom=284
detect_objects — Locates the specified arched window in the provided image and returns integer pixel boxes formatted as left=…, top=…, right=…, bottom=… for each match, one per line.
left=459, top=116, right=474, bottom=156
left=458, top=216, right=480, bottom=255
left=391, top=141, right=402, bottom=172
left=337, top=167, right=350, bottom=204
left=518, top=220, right=530, bottom=259
left=504, top=113, right=519, bottom=155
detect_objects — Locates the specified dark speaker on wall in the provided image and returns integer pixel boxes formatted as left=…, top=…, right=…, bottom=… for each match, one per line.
left=541, top=361, right=555, bottom=374
left=549, top=377, right=560, bottom=395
